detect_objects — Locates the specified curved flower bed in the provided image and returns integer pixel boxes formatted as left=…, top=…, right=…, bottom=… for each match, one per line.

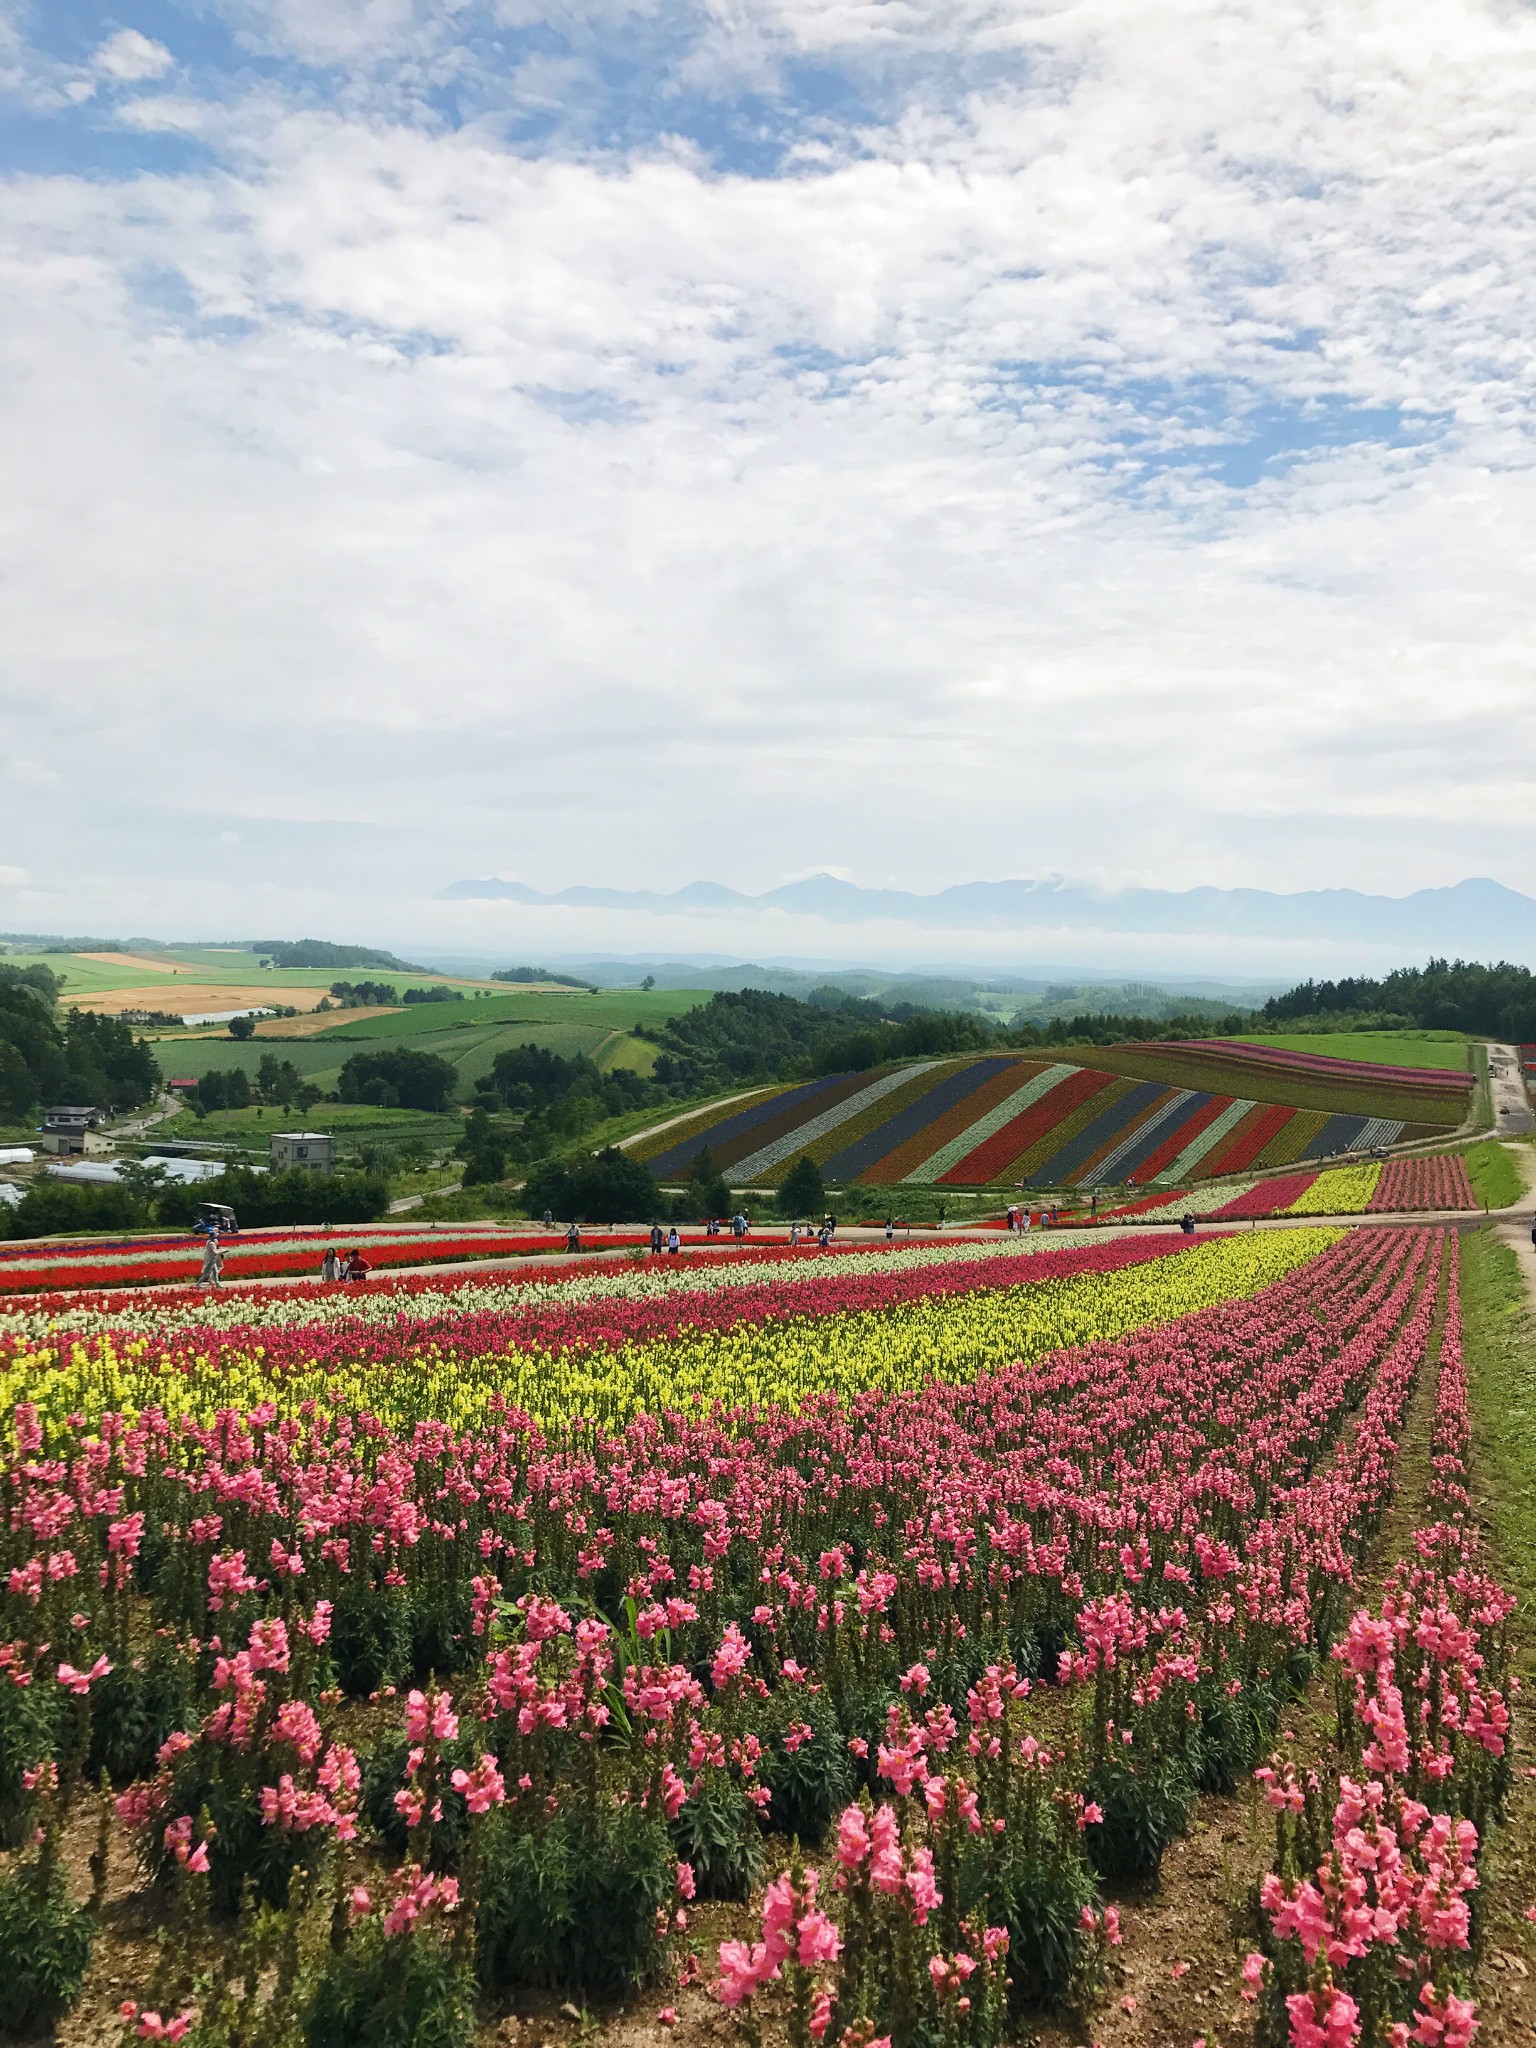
left=0, top=1232, right=1337, bottom=1437
left=0, top=1228, right=1129, bottom=1337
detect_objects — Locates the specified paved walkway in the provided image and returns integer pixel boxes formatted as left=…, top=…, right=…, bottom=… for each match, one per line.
left=1488, top=1043, right=1535, bottom=1136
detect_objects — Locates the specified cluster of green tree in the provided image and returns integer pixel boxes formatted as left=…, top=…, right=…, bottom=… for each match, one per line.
left=776, top=1151, right=825, bottom=1217
left=645, top=988, right=886, bottom=1093
left=337, top=1047, right=457, bottom=1112
left=225, top=1008, right=300, bottom=1042
left=514, top=1143, right=826, bottom=1227
left=521, top=1146, right=663, bottom=1223
left=328, top=980, right=400, bottom=1008
left=253, top=940, right=420, bottom=971
left=459, top=1047, right=659, bottom=1183
left=0, top=986, right=160, bottom=1123
left=0, top=960, right=63, bottom=1002
left=799, top=1007, right=1003, bottom=1077
left=640, top=986, right=1259, bottom=1095
left=1007, top=1008, right=1255, bottom=1048
left=491, top=966, right=592, bottom=988
left=0, top=1165, right=389, bottom=1240
left=184, top=1055, right=320, bottom=1117
left=1262, top=959, right=1536, bottom=1040
left=401, top=985, right=464, bottom=1005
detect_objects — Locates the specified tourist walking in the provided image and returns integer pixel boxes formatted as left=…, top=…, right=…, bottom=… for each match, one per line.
left=650, top=1221, right=664, bottom=1255
left=666, top=1226, right=680, bottom=1254
left=566, top=1222, right=581, bottom=1254
left=198, top=1236, right=223, bottom=1288
left=320, top=1247, right=339, bottom=1283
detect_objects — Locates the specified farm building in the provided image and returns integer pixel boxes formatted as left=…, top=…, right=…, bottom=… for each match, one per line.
left=270, top=1132, right=334, bottom=1175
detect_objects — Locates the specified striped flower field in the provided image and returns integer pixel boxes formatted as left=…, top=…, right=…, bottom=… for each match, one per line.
left=631, top=1041, right=1463, bottom=1191
left=0, top=1210, right=1515, bottom=2048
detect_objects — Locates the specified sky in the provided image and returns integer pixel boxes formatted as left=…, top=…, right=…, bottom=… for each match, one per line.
left=2, top=0, right=1536, bottom=968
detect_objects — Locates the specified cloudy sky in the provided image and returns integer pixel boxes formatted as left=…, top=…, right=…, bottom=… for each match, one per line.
left=2, top=0, right=1535, bottom=963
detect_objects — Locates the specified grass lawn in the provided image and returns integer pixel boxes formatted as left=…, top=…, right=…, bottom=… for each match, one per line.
left=1462, top=1225, right=1534, bottom=1585
left=1463, top=1137, right=1532, bottom=1211
left=1230, top=1029, right=1472, bottom=1070
left=1458, top=1227, right=1536, bottom=1983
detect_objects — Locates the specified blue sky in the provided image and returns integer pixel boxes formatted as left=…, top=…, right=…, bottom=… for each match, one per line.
left=1, top=0, right=1535, bottom=962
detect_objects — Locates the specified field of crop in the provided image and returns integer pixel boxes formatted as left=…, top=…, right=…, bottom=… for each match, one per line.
left=150, top=990, right=706, bottom=1121
left=301, top=988, right=705, bottom=1042
left=0, top=1209, right=1518, bottom=2048
left=2, top=945, right=507, bottom=1006
left=631, top=1045, right=1460, bottom=1189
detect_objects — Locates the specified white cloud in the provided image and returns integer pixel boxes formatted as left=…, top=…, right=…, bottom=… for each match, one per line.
left=2, top=0, right=1536, bottom=943
left=92, top=29, right=175, bottom=82
left=112, top=96, right=210, bottom=133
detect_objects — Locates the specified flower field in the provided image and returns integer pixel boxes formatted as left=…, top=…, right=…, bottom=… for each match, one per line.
left=0, top=1205, right=1516, bottom=2048
left=1369, top=1153, right=1479, bottom=1212
left=0, top=1226, right=587, bottom=1298
left=0, top=1229, right=1333, bottom=1434
left=629, top=1048, right=1454, bottom=1193
left=1104, top=1152, right=1482, bottom=1222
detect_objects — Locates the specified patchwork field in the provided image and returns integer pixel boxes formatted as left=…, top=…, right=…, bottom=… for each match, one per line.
left=630, top=1039, right=1466, bottom=1189
left=76, top=980, right=333, bottom=1015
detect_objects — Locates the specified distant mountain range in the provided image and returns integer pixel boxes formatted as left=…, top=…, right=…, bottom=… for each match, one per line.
left=439, top=874, right=1536, bottom=951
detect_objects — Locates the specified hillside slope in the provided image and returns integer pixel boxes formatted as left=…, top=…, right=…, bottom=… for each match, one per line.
left=627, top=1039, right=1467, bottom=1190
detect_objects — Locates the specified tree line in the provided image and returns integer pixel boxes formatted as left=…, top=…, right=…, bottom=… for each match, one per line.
left=1261, top=958, right=1536, bottom=1041
left=0, top=966, right=160, bottom=1123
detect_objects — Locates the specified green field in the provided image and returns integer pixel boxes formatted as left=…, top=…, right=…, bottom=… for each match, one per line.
left=1232, top=1030, right=1472, bottom=1070
left=304, top=986, right=705, bottom=1041
left=151, top=1040, right=351, bottom=1083
left=0, top=944, right=505, bottom=1000
left=1463, top=1137, right=1532, bottom=1211
left=140, top=987, right=706, bottom=1102
left=152, top=1101, right=463, bottom=1155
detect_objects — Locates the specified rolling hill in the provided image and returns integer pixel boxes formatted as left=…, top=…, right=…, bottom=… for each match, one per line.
left=626, top=1038, right=1471, bottom=1190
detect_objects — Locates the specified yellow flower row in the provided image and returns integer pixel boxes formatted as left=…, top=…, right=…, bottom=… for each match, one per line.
left=3, top=1230, right=1341, bottom=1445
left=1286, top=1163, right=1382, bottom=1216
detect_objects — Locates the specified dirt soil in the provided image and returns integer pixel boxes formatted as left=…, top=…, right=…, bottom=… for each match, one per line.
left=250, top=1007, right=403, bottom=1036
left=77, top=953, right=192, bottom=974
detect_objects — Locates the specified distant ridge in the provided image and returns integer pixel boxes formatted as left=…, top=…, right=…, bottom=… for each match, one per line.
left=439, top=874, right=1536, bottom=950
